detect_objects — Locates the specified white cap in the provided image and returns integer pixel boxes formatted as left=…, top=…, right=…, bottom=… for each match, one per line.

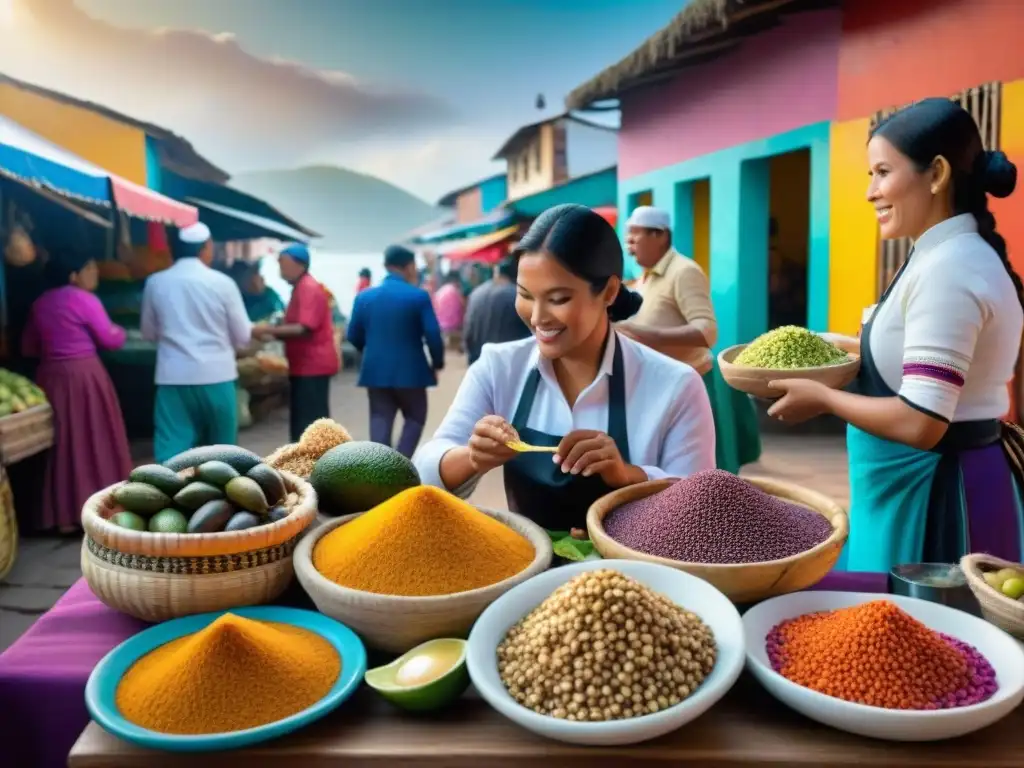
left=626, top=206, right=670, bottom=231
left=179, top=222, right=211, bottom=244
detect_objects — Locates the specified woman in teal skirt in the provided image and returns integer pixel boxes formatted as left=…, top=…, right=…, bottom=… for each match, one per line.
left=768, top=99, right=1024, bottom=572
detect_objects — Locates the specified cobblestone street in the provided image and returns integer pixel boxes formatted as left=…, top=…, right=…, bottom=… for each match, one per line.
left=0, top=356, right=849, bottom=652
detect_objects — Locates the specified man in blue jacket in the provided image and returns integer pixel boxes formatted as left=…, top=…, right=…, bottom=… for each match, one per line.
left=346, top=244, right=444, bottom=457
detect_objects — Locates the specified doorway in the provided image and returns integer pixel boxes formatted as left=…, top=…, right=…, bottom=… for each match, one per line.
left=691, top=178, right=710, bottom=276
left=767, top=149, right=810, bottom=329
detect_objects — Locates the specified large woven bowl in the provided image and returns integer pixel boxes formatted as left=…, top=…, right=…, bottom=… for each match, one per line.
left=960, top=553, right=1024, bottom=640
left=587, top=477, right=848, bottom=604
left=80, top=469, right=318, bottom=622
left=718, top=343, right=860, bottom=400
left=294, top=507, right=553, bottom=654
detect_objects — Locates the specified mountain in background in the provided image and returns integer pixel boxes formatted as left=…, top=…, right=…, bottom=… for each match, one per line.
left=231, top=165, right=439, bottom=253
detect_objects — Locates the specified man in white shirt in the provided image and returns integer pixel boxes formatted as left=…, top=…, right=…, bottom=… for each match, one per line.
left=141, top=223, right=253, bottom=462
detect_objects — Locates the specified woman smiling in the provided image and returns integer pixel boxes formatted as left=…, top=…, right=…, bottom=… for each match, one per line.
left=413, top=204, right=716, bottom=530
left=768, top=98, right=1024, bottom=572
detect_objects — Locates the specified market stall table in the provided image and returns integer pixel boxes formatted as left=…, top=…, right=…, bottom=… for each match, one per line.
left=0, top=572, right=897, bottom=768
left=68, top=674, right=1024, bottom=768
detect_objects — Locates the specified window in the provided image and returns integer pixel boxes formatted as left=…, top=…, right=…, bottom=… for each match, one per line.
left=533, top=140, right=541, bottom=172
left=520, top=154, right=528, bottom=182
left=872, top=81, right=1002, bottom=297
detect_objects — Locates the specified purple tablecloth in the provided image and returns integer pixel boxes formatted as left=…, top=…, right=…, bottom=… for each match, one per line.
left=0, top=572, right=888, bottom=768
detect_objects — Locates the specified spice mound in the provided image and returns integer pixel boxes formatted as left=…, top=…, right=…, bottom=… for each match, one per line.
left=313, top=485, right=535, bottom=596
left=735, top=326, right=848, bottom=369
left=115, top=613, right=340, bottom=734
left=604, top=470, right=833, bottom=564
left=767, top=600, right=998, bottom=710
left=497, top=569, right=716, bottom=722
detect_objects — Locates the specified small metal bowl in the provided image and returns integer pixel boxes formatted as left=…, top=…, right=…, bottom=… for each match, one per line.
left=888, top=562, right=981, bottom=617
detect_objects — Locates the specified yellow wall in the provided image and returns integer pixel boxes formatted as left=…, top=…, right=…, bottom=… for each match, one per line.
left=769, top=149, right=810, bottom=264
left=692, top=178, right=710, bottom=274
left=828, top=118, right=878, bottom=335
left=0, top=83, right=148, bottom=184
left=507, top=123, right=556, bottom=201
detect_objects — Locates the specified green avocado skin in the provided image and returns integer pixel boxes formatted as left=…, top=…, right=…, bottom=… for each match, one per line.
left=163, top=445, right=262, bottom=474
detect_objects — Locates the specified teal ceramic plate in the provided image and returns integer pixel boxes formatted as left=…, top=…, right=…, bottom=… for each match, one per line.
left=85, top=606, right=367, bottom=752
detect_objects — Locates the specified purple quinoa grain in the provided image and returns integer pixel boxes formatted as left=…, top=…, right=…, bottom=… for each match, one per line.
left=604, top=469, right=833, bottom=564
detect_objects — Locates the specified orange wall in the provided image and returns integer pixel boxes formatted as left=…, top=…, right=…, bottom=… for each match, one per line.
left=838, top=0, right=1024, bottom=121
left=0, top=83, right=147, bottom=184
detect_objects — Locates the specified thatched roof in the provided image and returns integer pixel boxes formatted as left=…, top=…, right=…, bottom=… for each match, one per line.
left=565, top=0, right=828, bottom=110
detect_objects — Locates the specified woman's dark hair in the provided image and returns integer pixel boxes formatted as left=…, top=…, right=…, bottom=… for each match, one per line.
left=872, top=98, right=1021, bottom=310
left=513, top=203, right=642, bottom=322
left=44, top=249, right=93, bottom=289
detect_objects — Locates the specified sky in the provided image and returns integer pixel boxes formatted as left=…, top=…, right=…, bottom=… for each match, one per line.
left=0, top=0, right=684, bottom=201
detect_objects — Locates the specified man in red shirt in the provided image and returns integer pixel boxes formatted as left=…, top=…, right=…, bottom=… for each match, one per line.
left=255, top=243, right=339, bottom=441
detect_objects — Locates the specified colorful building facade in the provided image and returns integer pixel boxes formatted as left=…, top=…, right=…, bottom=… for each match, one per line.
left=567, top=0, right=1024, bottom=352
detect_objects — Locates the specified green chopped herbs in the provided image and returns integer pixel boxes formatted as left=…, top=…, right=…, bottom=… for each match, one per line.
left=547, top=529, right=600, bottom=562
left=734, top=326, right=849, bottom=369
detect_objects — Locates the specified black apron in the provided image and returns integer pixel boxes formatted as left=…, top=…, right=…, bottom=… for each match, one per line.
left=502, top=338, right=631, bottom=531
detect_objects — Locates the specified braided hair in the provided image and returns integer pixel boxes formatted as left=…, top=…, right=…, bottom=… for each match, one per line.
left=872, top=98, right=1022, bottom=311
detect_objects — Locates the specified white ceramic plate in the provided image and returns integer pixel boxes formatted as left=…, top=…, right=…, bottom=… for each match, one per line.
left=743, top=591, right=1024, bottom=742
left=466, top=559, right=745, bottom=746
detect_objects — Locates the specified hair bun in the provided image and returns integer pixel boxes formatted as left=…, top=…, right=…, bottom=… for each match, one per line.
left=983, top=150, right=1017, bottom=199
left=608, top=286, right=643, bottom=322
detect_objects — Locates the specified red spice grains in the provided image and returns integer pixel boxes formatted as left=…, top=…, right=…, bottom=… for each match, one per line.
left=766, top=600, right=997, bottom=710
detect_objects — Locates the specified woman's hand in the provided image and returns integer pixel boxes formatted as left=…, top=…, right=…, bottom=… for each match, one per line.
left=467, top=415, right=518, bottom=473
left=766, top=379, right=833, bottom=424
left=555, top=430, right=640, bottom=488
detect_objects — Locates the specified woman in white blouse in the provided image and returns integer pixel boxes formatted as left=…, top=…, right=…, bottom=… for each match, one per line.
left=769, top=99, right=1024, bottom=572
left=413, top=204, right=716, bottom=531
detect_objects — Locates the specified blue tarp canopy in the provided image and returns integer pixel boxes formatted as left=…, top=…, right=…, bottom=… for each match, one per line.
left=414, top=208, right=515, bottom=244
left=161, top=170, right=318, bottom=238
left=507, top=166, right=617, bottom=219
left=187, top=198, right=311, bottom=243
left=0, top=114, right=111, bottom=206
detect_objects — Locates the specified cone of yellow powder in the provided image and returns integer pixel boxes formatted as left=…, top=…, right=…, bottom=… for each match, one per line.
left=115, top=614, right=340, bottom=734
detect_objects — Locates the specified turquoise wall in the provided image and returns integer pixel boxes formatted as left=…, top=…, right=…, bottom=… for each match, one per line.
left=513, top=167, right=617, bottom=218
left=479, top=175, right=508, bottom=213
left=144, top=135, right=163, bottom=192
left=617, top=121, right=831, bottom=349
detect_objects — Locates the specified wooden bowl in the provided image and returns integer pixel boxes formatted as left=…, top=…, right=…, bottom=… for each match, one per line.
left=80, top=469, right=318, bottom=622
left=960, top=553, right=1024, bottom=640
left=717, top=343, right=860, bottom=400
left=293, top=507, right=553, bottom=653
left=587, top=477, right=848, bottom=604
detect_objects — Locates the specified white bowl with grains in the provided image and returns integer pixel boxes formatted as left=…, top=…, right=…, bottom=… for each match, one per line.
left=466, top=559, right=745, bottom=745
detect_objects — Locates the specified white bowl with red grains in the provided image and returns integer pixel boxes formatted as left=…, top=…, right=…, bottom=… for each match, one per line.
left=465, top=559, right=745, bottom=746
left=743, top=591, right=1024, bottom=742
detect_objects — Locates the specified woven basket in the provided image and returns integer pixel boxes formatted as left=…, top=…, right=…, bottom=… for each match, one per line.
left=718, top=344, right=860, bottom=400
left=587, top=477, right=849, bottom=604
left=960, top=553, right=1024, bottom=640
left=0, top=465, right=17, bottom=582
left=80, top=469, right=318, bottom=622
left=0, top=404, right=54, bottom=465
left=294, top=507, right=553, bottom=653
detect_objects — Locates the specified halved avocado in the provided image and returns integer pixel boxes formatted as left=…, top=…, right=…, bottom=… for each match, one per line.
left=363, top=638, right=469, bottom=712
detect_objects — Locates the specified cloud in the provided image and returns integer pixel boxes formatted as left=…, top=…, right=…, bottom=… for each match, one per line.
left=0, top=0, right=457, bottom=193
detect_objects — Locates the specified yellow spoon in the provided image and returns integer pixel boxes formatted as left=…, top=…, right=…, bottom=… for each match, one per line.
left=505, top=440, right=558, bottom=453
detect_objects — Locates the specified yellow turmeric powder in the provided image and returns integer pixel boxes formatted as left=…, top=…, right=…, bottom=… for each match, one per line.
left=116, top=613, right=340, bottom=734
left=313, top=485, right=535, bottom=596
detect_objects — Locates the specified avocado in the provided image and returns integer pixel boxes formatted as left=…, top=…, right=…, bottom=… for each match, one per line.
left=267, top=505, right=290, bottom=523
left=224, top=511, right=262, bottom=532
left=246, top=464, right=287, bottom=505
left=128, top=464, right=187, bottom=497
left=225, top=477, right=269, bottom=515
left=148, top=508, right=189, bottom=534
left=310, top=441, right=420, bottom=516
left=110, top=510, right=147, bottom=531
left=113, top=483, right=173, bottom=516
left=195, top=460, right=241, bottom=488
left=187, top=500, right=236, bottom=533
left=162, top=445, right=262, bottom=474
left=173, top=482, right=225, bottom=511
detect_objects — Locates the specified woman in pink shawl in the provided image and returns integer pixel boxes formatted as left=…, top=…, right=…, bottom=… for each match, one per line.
left=23, top=250, right=131, bottom=532
left=432, top=271, right=466, bottom=351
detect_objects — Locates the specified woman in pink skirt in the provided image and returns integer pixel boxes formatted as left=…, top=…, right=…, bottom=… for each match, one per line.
left=23, top=251, right=131, bottom=532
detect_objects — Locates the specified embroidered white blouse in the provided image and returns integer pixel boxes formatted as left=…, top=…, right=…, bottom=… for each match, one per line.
left=867, top=213, right=1023, bottom=423
left=412, top=332, right=716, bottom=497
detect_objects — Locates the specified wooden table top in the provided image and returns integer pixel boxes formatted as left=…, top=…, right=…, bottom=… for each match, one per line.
left=69, top=675, right=1024, bottom=768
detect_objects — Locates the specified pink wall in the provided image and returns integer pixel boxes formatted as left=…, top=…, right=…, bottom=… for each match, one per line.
left=618, top=10, right=842, bottom=179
